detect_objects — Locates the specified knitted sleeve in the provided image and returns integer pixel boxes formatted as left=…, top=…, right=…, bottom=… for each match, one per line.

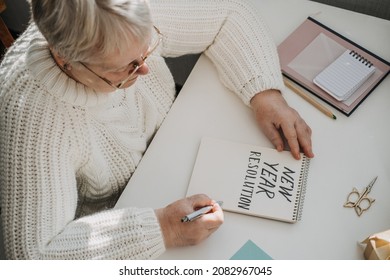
left=0, top=57, right=165, bottom=259
left=150, top=0, right=284, bottom=105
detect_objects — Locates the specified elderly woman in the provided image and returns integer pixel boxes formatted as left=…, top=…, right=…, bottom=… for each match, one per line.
left=0, top=0, right=313, bottom=259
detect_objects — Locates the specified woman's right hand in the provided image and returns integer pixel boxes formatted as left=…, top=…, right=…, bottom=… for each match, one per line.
left=155, top=194, right=224, bottom=248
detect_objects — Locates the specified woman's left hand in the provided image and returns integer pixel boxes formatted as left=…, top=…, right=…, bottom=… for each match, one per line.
left=250, top=89, right=314, bottom=160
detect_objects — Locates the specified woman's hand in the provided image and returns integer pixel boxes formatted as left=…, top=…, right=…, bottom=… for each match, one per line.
left=155, top=194, right=224, bottom=248
left=250, top=89, right=314, bottom=160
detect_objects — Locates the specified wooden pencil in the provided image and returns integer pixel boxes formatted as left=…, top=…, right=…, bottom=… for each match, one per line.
left=283, top=77, right=337, bottom=120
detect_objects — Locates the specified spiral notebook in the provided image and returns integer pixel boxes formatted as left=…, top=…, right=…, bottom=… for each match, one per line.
left=186, top=137, right=311, bottom=223
left=313, top=50, right=376, bottom=101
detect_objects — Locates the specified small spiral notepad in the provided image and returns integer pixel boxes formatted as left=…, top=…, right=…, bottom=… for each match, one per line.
left=313, top=50, right=376, bottom=101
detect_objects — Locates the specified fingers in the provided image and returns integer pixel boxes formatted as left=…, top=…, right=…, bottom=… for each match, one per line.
left=181, top=197, right=224, bottom=245
left=260, top=122, right=285, bottom=152
left=281, top=125, right=300, bottom=160
left=281, top=117, right=314, bottom=160
left=199, top=201, right=224, bottom=227
left=296, top=119, right=314, bottom=158
left=251, top=90, right=314, bottom=160
left=156, top=194, right=224, bottom=248
left=260, top=116, right=313, bottom=160
left=189, top=201, right=223, bottom=242
left=187, top=193, right=214, bottom=211
left=187, top=194, right=224, bottom=228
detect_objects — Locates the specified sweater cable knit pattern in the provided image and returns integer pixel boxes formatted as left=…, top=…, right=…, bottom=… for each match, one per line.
left=0, top=0, right=283, bottom=259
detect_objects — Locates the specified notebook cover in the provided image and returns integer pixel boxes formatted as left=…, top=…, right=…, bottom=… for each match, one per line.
left=278, top=17, right=390, bottom=116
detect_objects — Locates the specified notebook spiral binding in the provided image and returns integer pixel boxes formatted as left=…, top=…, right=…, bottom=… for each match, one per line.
left=350, top=50, right=373, bottom=67
left=293, top=155, right=311, bottom=221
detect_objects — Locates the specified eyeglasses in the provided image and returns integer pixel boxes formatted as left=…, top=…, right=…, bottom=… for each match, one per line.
left=79, top=25, right=162, bottom=90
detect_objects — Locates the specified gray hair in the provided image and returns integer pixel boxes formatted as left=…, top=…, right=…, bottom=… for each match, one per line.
left=30, top=0, right=152, bottom=63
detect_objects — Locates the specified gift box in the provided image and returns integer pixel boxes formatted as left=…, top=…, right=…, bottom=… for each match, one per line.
left=361, top=229, right=390, bottom=260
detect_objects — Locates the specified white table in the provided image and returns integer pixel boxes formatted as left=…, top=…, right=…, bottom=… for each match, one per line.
left=115, top=0, right=390, bottom=259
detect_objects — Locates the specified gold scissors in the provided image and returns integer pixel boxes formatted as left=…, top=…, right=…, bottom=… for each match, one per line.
left=343, top=176, right=377, bottom=216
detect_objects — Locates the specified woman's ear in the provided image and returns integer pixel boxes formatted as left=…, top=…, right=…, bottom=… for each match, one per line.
left=49, top=47, right=72, bottom=70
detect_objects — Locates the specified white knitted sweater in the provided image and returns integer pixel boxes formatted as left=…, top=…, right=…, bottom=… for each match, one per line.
left=0, top=0, right=283, bottom=259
